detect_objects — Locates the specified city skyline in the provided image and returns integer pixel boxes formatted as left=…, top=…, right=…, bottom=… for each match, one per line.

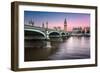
left=24, top=11, right=90, bottom=31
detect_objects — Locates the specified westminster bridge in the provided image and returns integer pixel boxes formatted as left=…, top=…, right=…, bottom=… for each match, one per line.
left=24, top=25, right=70, bottom=40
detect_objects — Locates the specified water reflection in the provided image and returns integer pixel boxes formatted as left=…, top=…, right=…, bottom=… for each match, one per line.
left=49, top=37, right=90, bottom=60
left=24, top=36, right=90, bottom=61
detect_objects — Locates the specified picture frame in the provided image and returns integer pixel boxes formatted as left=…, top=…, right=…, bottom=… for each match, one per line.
left=11, top=1, right=97, bottom=71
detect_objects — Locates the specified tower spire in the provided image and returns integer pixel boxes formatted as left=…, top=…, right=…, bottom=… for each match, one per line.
left=64, top=18, right=67, bottom=25
left=29, top=17, right=34, bottom=26
left=46, top=21, right=48, bottom=29
left=42, top=22, right=45, bottom=28
left=64, top=18, right=67, bottom=31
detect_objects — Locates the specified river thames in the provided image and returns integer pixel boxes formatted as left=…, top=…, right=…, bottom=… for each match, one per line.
left=25, top=36, right=90, bottom=61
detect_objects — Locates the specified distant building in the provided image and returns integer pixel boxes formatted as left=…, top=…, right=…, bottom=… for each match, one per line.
left=83, top=27, right=90, bottom=33
left=72, top=27, right=82, bottom=33
left=72, top=27, right=90, bottom=34
left=46, top=21, right=48, bottom=29
left=54, top=27, right=58, bottom=30
left=54, top=26, right=61, bottom=31
left=64, top=18, right=67, bottom=31
left=29, top=19, right=34, bottom=26
left=42, top=22, right=45, bottom=28
left=58, top=26, right=61, bottom=30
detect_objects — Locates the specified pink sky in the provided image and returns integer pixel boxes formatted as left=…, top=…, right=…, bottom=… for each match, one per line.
left=48, top=18, right=90, bottom=31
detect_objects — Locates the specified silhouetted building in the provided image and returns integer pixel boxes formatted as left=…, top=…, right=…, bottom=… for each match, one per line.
left=58, top=26, right=61, bottom=30
left=42, top=22, right=45, bottom=28
left=54, top=26, right=61, bottom=31
left=29, top=19, right=34, bottom=26
left=83, top=27, right=90, bottom=33
left=54, top=27, right=57, bottom=30
left=46, top=21, right=48, bottom=29
left=72, top=27, right=82, bottom=33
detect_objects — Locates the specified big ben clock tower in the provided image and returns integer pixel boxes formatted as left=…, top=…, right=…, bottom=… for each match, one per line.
left=64, top=18, right=67, bottom=31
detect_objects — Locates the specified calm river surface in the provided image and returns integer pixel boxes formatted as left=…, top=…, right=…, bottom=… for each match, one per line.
left=25, top=36, right=90, bottom=61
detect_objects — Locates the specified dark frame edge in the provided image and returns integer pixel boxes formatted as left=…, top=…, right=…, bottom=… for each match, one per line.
left=95, top=7, right=98, bottom=67
left=12, top=1, right=97, bottom=9
left=11, top=2, right=19, bottom=71
left=12, top=64, right=97, bottom=72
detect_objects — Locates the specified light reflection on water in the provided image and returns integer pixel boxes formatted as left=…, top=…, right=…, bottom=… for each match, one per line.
left=25, top=37, right=90, bottom=61
left=49, top=37, right=90, bottom=60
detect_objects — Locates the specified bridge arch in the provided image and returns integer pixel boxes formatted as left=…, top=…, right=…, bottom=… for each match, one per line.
left=49, top=31, right=60, bottom=35
left=61, top=32, right=66, bottom=36
left=25, top=29, right=46, bottom=38
left=49, top=31, right=61, bottom=38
